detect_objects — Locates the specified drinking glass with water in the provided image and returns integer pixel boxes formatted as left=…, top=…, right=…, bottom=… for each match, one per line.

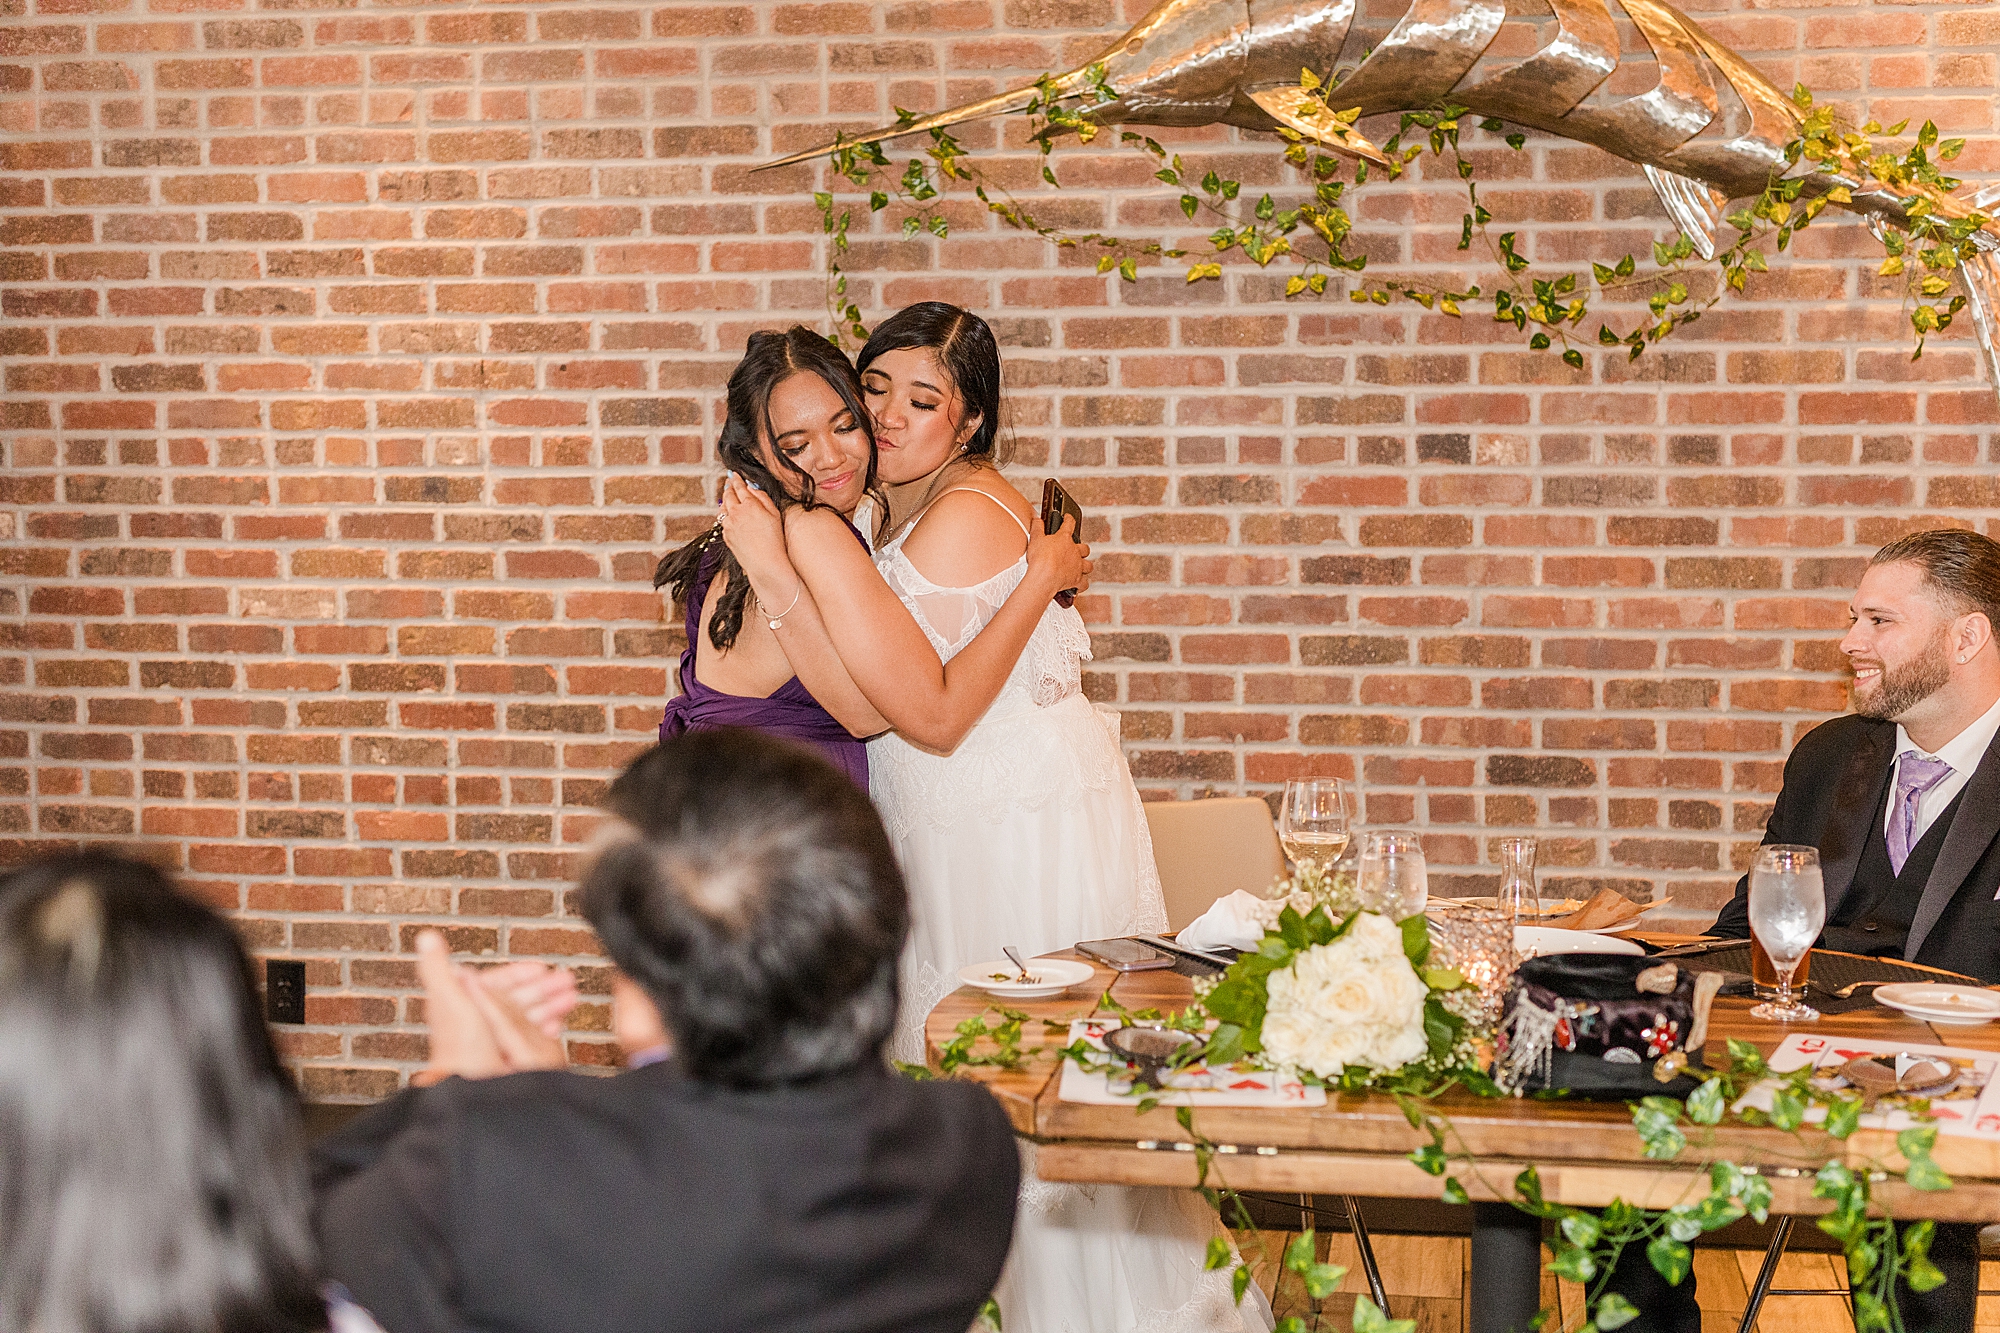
left=1359, top=830, right=1427, bottom=921
left=1748, top=844, right=1823, bottom=1023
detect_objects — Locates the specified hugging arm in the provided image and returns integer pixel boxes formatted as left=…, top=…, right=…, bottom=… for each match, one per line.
left=719, top=475, right=1089, bottom=753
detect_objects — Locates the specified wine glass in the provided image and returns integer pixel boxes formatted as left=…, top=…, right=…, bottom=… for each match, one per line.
left=1359, top=830, right=1427, bottom=920
left=1748, top=844, right=1823, bottom=1023
left=1277, top=778, right=1352, bottom=880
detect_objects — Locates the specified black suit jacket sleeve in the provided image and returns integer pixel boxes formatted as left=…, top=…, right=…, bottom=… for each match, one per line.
left=1709, top=722, right=1837, bottom=940
left=313, top=1086, right=463, bottom=1333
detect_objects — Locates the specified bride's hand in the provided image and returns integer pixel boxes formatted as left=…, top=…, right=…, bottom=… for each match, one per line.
left=718, top=471, right=797, bottom=588
left=1025, top=513, right=1091, bottom=600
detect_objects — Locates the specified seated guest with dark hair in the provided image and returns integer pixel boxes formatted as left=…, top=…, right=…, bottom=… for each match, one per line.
left=0, top=851, right=380, bottom=1333
left=314, top=729, right=1021, bottom=1333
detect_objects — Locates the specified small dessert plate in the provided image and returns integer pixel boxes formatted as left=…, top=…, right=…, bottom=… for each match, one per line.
left=1514, top=926, right=1645, bottom=958
left=1873, top=983, right=2000, bottom=1026
left=958, top=957, right=1097, bottom=1000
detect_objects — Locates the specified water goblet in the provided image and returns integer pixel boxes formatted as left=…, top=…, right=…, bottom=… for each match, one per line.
left=1748, top=844, right=1823, bottom=1023
left=1358, top=829, right=1427, bottom=920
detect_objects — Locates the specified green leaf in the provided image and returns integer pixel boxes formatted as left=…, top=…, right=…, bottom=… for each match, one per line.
left=1303, top=1261, right=1347, bottom=1299
left=1632, top=1097, right=1687, bottom=1160
left=1560, top=1213, right=1602, bottom=1248
left=1905, top=1156, right=1953, bottom=1192
left=1442, top=1177, right=1470, bottom=1205
left=1551, top=1244, right=1597, bottom=1283
left=1562, top=348, right=1584, bottom=369
left=1204, top=1236, right=1231, bottom=1271
left=1506, top=133, right=1526, bottom=150
left=1400, top=912, right=1431, bottom=963
left=1284, top=1230, right=1317, bottom=1274
left=1822, top=1095, right=1862, bottom=1139
left=1595, top=1293, right=1640, bottom=1330
left=1303, top=904, right=1340, bottom=945
left=1411, top=1143, right=1448, bottom=1176
left=1769, top=1086, right=1807, bottom=1132
left=1686, top=1077, right=1726, bottom=1125
left=1352, top=1295, right=1417, bottom=1333
left=1646, top=1235, right=1692, bottom=1285
left=1233, top=1264, right=1252, bottom=1306
left=1118, top=257, right=1138, bottom=282
left=1181, top=194, right=1199, bottom=220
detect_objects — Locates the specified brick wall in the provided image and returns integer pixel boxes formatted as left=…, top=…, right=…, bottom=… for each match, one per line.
left=2, top=0, right=1997, bottom=1093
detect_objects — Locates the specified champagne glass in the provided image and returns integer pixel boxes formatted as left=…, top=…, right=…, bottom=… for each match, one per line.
left=1277, top=778, right=1352, bottom=879
left=1358, top=830, right=1427, bottom=920
left=1748, top=844, right=1823, bottom=1023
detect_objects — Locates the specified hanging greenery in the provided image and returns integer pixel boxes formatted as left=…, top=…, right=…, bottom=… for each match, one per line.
left=812, top=70, right=1987, bottom=366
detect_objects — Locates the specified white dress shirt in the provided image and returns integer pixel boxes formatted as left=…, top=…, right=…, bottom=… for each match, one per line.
left=1887, top=691, right=2000, bottom=848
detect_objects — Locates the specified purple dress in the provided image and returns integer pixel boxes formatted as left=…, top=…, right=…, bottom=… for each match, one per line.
left=657, top=524, right=869, bottom=787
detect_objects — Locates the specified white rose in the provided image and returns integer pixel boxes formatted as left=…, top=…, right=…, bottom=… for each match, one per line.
left=1259, top=913, right=1430, bottom=1078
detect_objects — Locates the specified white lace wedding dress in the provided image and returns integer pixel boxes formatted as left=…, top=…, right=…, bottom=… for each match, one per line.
left=869, top=492, right=1274, bottom=1333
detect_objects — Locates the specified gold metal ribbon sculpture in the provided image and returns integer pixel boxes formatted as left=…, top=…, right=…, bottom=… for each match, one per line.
left=769, top=0, right=2000, bottom=385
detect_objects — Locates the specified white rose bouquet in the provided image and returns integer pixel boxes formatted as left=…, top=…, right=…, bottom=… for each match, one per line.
left=1198, top=900, right=1484, bottom=1091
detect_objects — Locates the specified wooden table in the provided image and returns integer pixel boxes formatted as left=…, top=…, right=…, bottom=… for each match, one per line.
left=926, top=944, right=2000, bottom=1221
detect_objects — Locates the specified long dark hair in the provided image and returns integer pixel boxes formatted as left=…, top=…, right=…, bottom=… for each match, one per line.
left=583, top=730, right=907, bottom=1088
left=857, top=301, right=1005, bottom=464
left=0, top=852, right=326, bottom=1333
left=653, top=327, right=877, bottom=653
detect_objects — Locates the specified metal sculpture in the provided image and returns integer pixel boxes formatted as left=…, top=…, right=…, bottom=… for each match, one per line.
left=767, top=0, right=2000, bottom=384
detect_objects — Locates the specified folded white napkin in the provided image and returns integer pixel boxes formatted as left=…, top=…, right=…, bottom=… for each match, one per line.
left=1176, top=890, right=1282, bottom=953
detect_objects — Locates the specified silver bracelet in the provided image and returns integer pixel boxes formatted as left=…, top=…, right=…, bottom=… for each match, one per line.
left=754, top=584, right=802, bottom=630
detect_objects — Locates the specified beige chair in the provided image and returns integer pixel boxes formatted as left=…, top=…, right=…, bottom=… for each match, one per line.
left=1142, top=796, right=1287, bottom=931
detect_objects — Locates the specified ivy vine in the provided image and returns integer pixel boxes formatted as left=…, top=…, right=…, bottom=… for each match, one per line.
left=906, top=1007, right=1957, bottom=1333
left=812, top=71, right=1989, bottom=365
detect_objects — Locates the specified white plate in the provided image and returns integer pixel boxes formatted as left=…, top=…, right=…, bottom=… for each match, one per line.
left=958, top=957, right=1097, bottom=1000
left=1873, top=983, right=2000, bottom=1026
left=1514, top=926, right=1645, bottom=958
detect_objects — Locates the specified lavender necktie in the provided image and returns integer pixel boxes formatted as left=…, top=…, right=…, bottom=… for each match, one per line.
left=1887, top=754, right=1954, bottom=875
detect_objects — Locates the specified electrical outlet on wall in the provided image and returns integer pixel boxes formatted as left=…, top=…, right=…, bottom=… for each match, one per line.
left=266, top=959, right=306, bottom=1025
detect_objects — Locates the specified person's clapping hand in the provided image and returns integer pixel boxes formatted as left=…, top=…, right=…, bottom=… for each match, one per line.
left=472, top=957, right=580, bottom=1040
left=412, top=930, right=571, bottom=1086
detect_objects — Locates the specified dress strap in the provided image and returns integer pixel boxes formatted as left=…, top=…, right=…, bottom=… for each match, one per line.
left=929, top=487, right=1032, bottom=541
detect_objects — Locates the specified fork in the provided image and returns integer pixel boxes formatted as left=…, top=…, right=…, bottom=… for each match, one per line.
left=1830, top=979, right=1891, bottom=999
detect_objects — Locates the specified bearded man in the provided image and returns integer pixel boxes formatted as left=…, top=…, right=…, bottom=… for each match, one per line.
left=1709, top=528, right=2000, bottom=977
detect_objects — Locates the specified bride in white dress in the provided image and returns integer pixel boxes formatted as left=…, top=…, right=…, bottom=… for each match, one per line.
left=720, top=303, right=1272, bottom=1333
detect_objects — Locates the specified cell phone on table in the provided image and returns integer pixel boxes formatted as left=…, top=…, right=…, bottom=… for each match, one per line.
left=1040, top=478, right=1084, bottom=608
left=1075, top=937, right=1174, bottom=972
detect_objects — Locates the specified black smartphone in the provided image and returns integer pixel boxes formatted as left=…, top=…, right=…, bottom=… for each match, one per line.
left=1075, top=937, right=1174, bottom=972
left=1040, top=478, right=1083, bottom=607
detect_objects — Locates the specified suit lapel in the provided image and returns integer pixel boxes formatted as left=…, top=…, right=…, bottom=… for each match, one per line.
left=1906, top=728, right=2000, bottom=961
left=1819, top=723, right=1895, bottom=922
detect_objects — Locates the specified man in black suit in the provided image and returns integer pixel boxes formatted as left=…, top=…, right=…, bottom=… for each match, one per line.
left=1476, top=531, right=2000, bottom=1333
left=1710, top=529, right=2000, bottom=980
left=313, top=730, right=1021, bottom=1333
left=1661, top=529, right=1999, bottom=1333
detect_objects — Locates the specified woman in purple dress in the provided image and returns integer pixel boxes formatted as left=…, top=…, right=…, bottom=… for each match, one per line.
left=652, top=327, right=1087, bottom=785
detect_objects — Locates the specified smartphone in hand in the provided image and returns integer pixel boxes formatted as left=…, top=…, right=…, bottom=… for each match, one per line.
left=1040, top=478, right=1083, bottom=607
